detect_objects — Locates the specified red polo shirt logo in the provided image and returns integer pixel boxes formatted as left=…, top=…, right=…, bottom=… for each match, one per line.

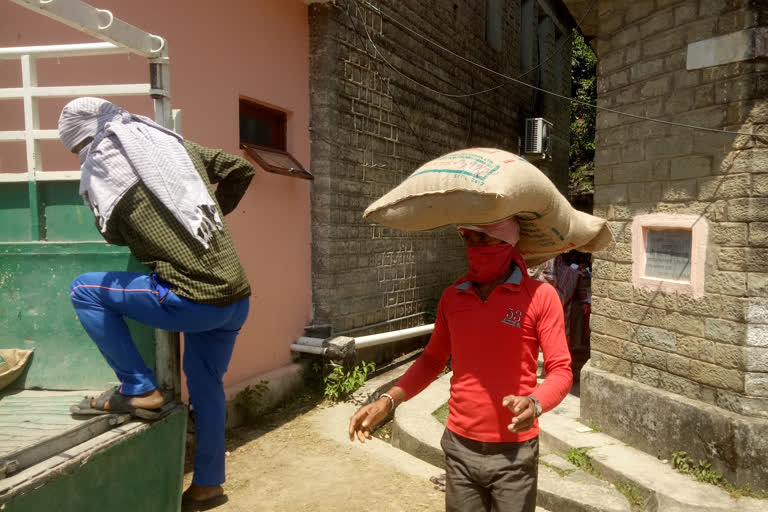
left=502, top=307, right=522, bottom=327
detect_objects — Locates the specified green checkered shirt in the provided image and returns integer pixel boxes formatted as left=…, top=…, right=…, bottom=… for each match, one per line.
left=101, top=140, right=255, bottom=306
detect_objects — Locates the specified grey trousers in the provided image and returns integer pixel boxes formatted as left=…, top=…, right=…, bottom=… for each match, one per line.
left=441, top=429, right=539, bottom=512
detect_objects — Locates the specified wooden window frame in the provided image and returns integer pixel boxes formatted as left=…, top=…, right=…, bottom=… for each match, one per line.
left=239, top=98, right=287, bottom=151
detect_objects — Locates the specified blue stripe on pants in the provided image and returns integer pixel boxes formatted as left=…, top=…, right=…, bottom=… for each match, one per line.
left=70, top=271, right=250, bottom=486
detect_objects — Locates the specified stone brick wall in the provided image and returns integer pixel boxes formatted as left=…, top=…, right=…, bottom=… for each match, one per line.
left=589, top=0, right=768, bottom=418
left=308, top=0, right=573, bottom=337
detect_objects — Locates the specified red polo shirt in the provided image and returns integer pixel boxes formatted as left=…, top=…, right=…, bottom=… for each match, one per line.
left=396, top=251, right=572, bottom=443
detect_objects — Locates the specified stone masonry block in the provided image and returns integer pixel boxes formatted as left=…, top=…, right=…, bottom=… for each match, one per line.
left=590, top=314, right=635, bottom=341
left=746, top=298, right=768, bottom=324
left=632, top=363, right=662, bottom=387
left=665, top=312, right=705, bottom=337
left=754, top=174, right=768, bottom=197
left=623, top=341, right=643, bottom=363
left=750, top=223, right=768, bottom=246
left=747, top=273, right=768, bottom=298
left=608, top=281, right=634, bottom=301
left=719, top=150, right=768, bottom=175
left=639, top=10, right=676, bottom=39
left=677, top=335, right=715, bottom=362
left=714, top=343, right=746, bottom=370
left=642, top=346, right=669, bottom=370
left=595, top=184, right=628, bottom=204
left=745, top=373, right=768, bottom=397
left=698, top=174, right=751, bottom=201
left=613, top=161, right=653, bottom=183
left=727, top=199, right=768, bottom=222
left=711, top=222, right=748, bottom=246
left=607, top=221, right=631, bottom=243
left=640, top=75, right=673, bottom=98
left=629, top=182, right=662, bottom=203
left=690, top=360, right=744, bottom=392
left=634, top=325, right=677, bottom=351
left=592, top=260, right=615, bottom=280
left=642, top=30, right=686, bottom=58
left=661, top=180, right=697, bottom=201
left=614, top=263, right=633, bottom=281
left=632, top=288, right=667, bottom=309
left=678, top=295, right=746, bottom=322
left=590, top=352, right=632, bottom=378
left=745, top=347, right=768, bottom=372
left=667, top=353, right=691, bottom=376
left=718, top=248, right=747, bottom=271
left=704, top=271, right=747, bottom=296
left=591, top=333, right=623, bottom=358
left=705, top=318, right=747, bottom=345
left=645, top=135, right=693, bottom=159
left=670, top=156, right=712, bottom=179
left=746, top=249, right=768, bottom=272
left=659, top=371, right=701, bottom=400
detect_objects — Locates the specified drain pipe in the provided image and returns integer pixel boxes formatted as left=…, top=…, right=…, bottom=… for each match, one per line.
left=290, top=324, right=435, bottom=357
left=354, top=324, right=434, bottom=349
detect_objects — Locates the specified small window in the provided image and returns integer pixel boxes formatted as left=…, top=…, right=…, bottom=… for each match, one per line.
left=238, top=97, right=312, bottom=180
left=239, top=98, right=286, bottom=150
left=631, top=214, right=708, bottom=297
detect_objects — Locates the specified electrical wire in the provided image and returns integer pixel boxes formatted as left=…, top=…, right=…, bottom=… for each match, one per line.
left=349, top=0, right=760, bottom=138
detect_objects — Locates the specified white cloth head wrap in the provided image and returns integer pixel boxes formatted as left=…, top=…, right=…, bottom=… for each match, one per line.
left=58, top=97, right=223, bottom=249
left=457, top=217, right=521, bottom=246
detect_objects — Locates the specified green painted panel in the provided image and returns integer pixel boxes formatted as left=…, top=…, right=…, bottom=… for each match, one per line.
left=3, top=406, right=186, bottom=512
left=0, top=243, right=155, bottom=390
left=39, top=182, right=102, bottom=242
left=0, top=184, right=32, bottom=242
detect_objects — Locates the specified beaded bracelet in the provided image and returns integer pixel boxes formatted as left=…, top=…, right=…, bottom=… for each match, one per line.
left=381, top=392, right=396, bottom=412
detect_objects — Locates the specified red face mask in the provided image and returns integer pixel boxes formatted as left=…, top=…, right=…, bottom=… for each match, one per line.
left=466, top=243, right=515, bottom=284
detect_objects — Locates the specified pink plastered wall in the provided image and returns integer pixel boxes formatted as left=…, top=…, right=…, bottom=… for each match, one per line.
left=0, top=0, right=312, bottom=398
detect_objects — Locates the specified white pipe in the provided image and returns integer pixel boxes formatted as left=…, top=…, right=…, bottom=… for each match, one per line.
left=290, top=344, right=327, bottom=356
left=0, top=42, right=127, bottom=59
left=295, top=336, right=325, bottom=347
left=355, top=324, right=434, bottom=349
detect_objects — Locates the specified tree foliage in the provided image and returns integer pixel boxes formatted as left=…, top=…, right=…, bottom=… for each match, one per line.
left=569, top=29, right=597, bottom=197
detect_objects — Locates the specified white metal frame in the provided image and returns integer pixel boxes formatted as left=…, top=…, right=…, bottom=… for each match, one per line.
left=1, top=0, right=180, bottom=399
left=1, top=0, right=172, bottom=184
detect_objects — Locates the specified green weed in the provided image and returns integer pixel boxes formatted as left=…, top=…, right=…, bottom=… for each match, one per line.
left=566, top=447, right=594, bottom=473
left=323, top=361, right=375, bottom=401
left=616, top=481, right=645, bottom=511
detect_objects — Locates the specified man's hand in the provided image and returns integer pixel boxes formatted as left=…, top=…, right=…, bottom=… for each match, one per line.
left=502, top=395, right=536, bottom=433
left=348, top=397, right=391, bottom=443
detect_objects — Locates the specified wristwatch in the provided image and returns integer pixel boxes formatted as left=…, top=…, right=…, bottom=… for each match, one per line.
left=528, top=396, right=542, bottom=418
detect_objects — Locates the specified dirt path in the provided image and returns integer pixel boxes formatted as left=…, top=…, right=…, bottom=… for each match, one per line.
left=182, top=394, right=444, bottom=512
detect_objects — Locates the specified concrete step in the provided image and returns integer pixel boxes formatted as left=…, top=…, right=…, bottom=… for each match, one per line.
left=538, top=392, right=766, bottom=512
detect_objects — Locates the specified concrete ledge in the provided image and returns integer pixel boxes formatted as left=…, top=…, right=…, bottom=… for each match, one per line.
left=580, top=362, right=768, bottom=493
left=224, top=362, right=305, bottom=428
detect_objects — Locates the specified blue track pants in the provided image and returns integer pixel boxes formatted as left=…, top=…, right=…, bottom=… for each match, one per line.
left=70, top=271, right=250, bottom=486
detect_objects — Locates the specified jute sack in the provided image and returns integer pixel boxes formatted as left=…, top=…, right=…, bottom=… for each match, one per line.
left=363, top=148, right=611, bottom=265
left=0, top=349, right=34, bottom=392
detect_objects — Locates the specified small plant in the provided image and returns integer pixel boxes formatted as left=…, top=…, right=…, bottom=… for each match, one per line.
left=235, top=380, right=270, bottom=424
left=323, top=361, right=375, bottom=401
left=671, top=451, right=724, bottom=485
left=616, top=481, right=644, bottom=511
left=588, top=423, right=602, bottom=433
left=566, top=447, right=594, bottom=473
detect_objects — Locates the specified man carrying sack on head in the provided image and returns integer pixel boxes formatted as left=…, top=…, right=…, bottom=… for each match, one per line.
left=349, top=217, right=572, bottom=512
left=58, top=97, right=255, bottom=506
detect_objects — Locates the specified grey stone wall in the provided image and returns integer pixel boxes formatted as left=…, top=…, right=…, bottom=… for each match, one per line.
left=308, top=0, right=573, bottom=337
left=587, top=0, right=768, bottom=419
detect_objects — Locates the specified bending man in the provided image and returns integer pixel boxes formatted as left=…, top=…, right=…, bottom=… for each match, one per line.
left=59, top=97, right=254, bottom=505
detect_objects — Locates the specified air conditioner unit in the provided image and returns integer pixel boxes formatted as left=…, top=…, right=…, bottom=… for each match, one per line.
left=524, top=117, right=553, bottom=158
